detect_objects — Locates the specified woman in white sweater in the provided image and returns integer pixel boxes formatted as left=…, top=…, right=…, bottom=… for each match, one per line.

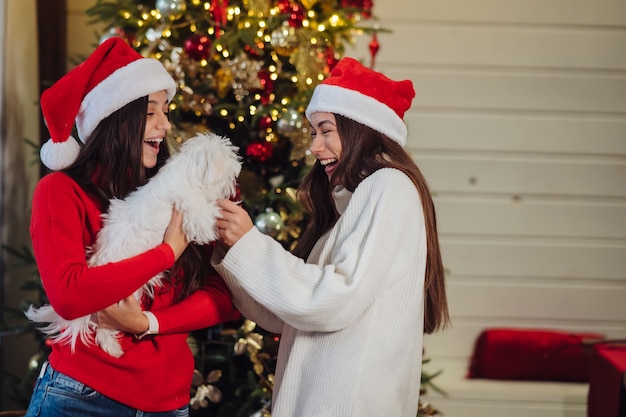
left=212, top=57, right=449, bottom=417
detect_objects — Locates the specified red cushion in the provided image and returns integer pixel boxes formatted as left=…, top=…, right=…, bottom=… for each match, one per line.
left=467, top=328, right=605, bottom=382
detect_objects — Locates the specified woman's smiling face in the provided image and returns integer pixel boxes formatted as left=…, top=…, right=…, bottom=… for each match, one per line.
left=308, top=112, right=342, bottom=179
left=142, top=90, right=171, bottom=169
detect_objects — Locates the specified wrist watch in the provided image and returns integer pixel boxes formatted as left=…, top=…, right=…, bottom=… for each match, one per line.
left=135, top=311, right=159, bottom=340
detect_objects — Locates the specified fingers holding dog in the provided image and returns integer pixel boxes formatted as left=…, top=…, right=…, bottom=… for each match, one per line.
left=216, top=199, right=253, bottom=247
left=164, top=207, right=189, bottom=260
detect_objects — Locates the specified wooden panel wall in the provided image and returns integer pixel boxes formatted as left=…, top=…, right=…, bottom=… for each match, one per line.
left=67, top=0, right=626, bottom=369
left=357, top=0, right=626, bottom=369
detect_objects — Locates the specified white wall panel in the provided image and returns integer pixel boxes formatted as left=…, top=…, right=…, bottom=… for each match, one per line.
left=389, top=71, right=626, bottom=113
left=416, top=157, right=626, bottom=198
left=371, top=0, right=626, bottom=26
left=447, top=282, right=626, bottom=321
left=441, top=240, right=626, bottom=281
left=434, top=198, right=626, bottom=238
left=405, top=113, right=626, bottom=156
left=367, top=25, right=626, bottom=71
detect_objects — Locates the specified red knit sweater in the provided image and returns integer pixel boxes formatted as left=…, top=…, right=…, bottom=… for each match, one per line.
left=30, top=172, right=237, bottom=412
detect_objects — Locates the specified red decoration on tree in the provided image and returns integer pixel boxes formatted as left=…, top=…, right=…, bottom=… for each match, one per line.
left=257, top=70, right=274, bottom=105
left=184, top=34, right=212, bottom=60
left=275, top=0, right=304, bottom=27
left=210, top=0, right=229, bottom=37
left=287, top=3, right=305, bottom=27
left=340, top=0, right=373, bottom=18
left=246, top=142, right=274, bottom=162
left=368, top=32, right=380, bottom=69
left=258, top=115, right=274, bottom=130
left=276, top=0, right=291, bottom=13
left=243, top=42, right=263, bottom=58
left=325, top=46, right=339, bottom=72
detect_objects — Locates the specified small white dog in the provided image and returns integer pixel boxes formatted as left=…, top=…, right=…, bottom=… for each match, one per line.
left=26, top=132, right=241, bottom=358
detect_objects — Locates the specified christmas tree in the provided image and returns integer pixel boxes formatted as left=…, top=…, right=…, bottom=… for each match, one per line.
left=86, top=0, right=380, bottom=251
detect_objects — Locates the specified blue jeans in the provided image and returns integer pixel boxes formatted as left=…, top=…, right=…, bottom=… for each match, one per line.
left=24, top=362, right=189, bottom=417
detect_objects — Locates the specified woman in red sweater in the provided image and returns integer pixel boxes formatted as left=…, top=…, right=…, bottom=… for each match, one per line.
left=23, top=38, right=237, bottom=417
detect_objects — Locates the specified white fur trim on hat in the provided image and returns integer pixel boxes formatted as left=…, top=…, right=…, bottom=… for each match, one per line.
left=305, top=84, right=408, bottom=146
left=40, top=136, right=82, bottom=171
left=76, top=58, right=176, bottom=142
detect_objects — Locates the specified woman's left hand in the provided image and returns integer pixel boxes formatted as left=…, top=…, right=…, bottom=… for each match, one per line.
left=97, top=296, right=149, bottom=334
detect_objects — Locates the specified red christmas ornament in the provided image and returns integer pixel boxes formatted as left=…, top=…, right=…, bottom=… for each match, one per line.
left=369, top=32, right=380, bottom=69
left=243, top=42, right=263, bottom=58
left=184, top=34, right=212, bottom=60
left=257, top=70, right=274, bottom=105
left=210, top=0, right=229, bottom=37
left=246, top=142, right=274, bottom=162
left=275, top=0, right=304, bottom=27
left=277, top=0, right=291, bottom=13
left=325, top=47, right=339, bottom=72
left=258, top=115, right=274, bottom=130
left=340, top=0, right=373, bottom=18
left=287, top=3, right=305, bottom=27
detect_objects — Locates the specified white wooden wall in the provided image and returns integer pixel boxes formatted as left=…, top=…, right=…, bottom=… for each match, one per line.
left=357, top=1, right=626, bottom=415
left=67, top=0, right=626, bottom=415
left=357, top=0, right=626, bottom=362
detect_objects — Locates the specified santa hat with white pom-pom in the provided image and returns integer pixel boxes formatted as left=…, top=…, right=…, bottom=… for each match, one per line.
left=39, top=37, right=176, bottom=170
left=305, top=57, right=415, bottom=147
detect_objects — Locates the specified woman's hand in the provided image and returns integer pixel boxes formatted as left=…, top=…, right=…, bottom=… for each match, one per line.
left=215, top=199, right=254, bottom=247
left=97, top=296, right=149, bottom=334
left=164, top=207, right=188, bottom=260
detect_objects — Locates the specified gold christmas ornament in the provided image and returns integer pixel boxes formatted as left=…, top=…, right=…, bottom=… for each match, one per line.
left=300, top=0, right=319, bottom=9
left=245, top=0, right=271, bottom=16
left=276, top=107, right=310, bottom=161
left=293, top=40, right=326, bottom=91
left=219, top=52, right=264, bottom=102
left=276, top=107, right=306, bottom=136
left=215, top=67, right=235, bottom=98
left=270, top=23, right=299, bottom=56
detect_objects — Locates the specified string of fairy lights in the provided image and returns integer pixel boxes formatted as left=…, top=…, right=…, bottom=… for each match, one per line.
left=88, top=0, right=380, bottom=248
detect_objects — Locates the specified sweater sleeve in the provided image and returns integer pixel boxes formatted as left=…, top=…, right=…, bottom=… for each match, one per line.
left=30, top=173, right=175, bottom=320
left=211, top=245, right=285, bottom=334
left=213, top=169, right=426, bottom=332
left=152, top=272, right=239, bottom=334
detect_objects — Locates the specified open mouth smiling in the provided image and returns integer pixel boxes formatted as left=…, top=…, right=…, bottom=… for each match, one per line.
left=144, top=138, right=163, bottom=149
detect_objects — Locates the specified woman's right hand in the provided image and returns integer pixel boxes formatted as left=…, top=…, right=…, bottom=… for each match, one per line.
left=215, top=199, right=254, bottom=247
left=164, top=207, right=188, bottom=260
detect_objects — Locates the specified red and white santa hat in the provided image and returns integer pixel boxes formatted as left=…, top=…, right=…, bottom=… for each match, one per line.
left=39, top=37, right=177, bottom=170
left=305, top=57, right=415, bottom=146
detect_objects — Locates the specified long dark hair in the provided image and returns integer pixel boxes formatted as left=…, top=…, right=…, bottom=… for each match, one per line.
left=293, top=114, right=450, bottom=333
left=62, top=95, right=210, bottom=302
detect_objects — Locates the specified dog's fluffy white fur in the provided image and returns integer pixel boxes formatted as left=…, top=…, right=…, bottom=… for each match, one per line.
left=26, top=132, right=241, bottom=357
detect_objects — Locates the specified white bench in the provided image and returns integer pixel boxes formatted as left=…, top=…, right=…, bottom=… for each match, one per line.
left=420, top=359, right=588, bottom=417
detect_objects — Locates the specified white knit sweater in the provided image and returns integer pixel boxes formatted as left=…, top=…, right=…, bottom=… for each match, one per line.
left=212, top=168, right=426, bottom=417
